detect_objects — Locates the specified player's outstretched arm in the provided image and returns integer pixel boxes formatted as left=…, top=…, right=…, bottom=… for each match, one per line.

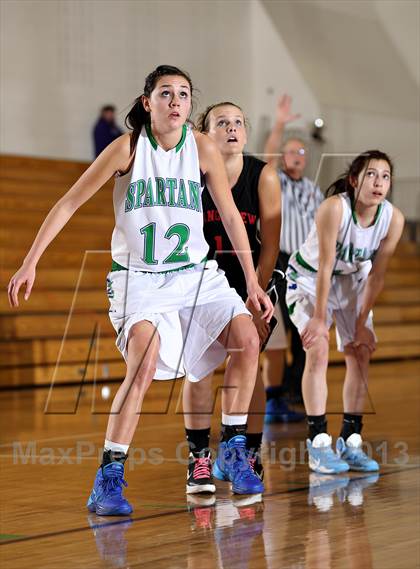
left=7, top=133, right=132, bottom=308
left=195, top=132, right=273, bottom=322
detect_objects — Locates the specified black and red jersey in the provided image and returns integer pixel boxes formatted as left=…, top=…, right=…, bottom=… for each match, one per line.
left=202, top=154, right=265, bottom=299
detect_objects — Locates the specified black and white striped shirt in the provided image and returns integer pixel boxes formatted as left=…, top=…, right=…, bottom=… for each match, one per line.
left=279, top=170, right=324, bottom=255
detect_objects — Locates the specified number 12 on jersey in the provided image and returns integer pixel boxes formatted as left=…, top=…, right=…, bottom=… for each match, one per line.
left=140, top=222, right=190, bottom=265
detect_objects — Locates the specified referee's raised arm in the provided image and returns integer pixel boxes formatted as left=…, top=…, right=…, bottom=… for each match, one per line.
left=263, top=94, right=301, bottom=169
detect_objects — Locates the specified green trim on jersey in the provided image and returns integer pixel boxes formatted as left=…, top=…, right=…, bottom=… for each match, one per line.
left=296, top=251, right=344, bottom=276
left=111, top=260, right=131, bottom=272
left=111, top=256, right=207, bottom=274
left=145, top=122, right=158, bottom=150
left=145, top=123, right=187, bottom=153
left=351, top=200, right=384, bottom=227
left=296, top=252, right=317, bottom=273
left=175, top=124, right=187, bottom=152
left=351, top=207, right=357, bottom=225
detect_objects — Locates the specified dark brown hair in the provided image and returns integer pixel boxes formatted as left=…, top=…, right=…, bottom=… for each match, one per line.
left=326, top=150, right=394, bottom=200
left=125, top=65, right=194, bottom=154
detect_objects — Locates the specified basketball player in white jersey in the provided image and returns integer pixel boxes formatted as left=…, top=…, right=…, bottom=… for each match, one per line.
left=7, top=65, right=273, bottom=515
left=285, top=150, right=404, bottom=474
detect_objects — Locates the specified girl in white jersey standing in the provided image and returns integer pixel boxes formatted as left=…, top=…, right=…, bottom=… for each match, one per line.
left=286, top=150, right=404, bottom=474
left=7, top=65, right=273, bottom=515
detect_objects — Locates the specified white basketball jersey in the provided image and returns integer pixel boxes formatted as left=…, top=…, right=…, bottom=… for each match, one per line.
left=111, top=124, right=209, bottom=271
left=295, top=193, right=393, bottom=275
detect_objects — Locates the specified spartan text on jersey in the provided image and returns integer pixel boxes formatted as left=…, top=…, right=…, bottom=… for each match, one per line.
left=124, top=177, right=202, bottom=213
left=335, top=241, right=376, bottom=263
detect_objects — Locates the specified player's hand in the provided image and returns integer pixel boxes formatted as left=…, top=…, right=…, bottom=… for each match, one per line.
left=275, top=94, right=301, bottom=126
left=7, top=264, right=36, bottom=308
left=245, top=299, right=270, bottom=345
left=301, top=317, right=329, bottom=350
left=352, top=323, right=376, bottom=353
left=246, top=279, right=274, bottom=323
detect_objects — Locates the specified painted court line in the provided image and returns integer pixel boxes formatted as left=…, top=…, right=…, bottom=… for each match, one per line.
left=0, top=466, right=417, bottom=547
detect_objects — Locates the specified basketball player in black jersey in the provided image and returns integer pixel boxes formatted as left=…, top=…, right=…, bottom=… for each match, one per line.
left=183, top=102, right=281, bottom=493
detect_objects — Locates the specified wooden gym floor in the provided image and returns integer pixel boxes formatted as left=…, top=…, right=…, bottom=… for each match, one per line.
left=1, top=156, right=419, bottom=567
left=0, top=360, right=419, bottom=569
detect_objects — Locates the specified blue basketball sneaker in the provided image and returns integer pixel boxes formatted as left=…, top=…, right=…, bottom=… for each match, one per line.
left=87, top=461, right=133, bottom=516
left=336, top=433, right=379, bottom=472
left=306, top=433, right=349, bottom=474
left=264, top=397, right=305, bottom=424
left=213, top=435, right=265, bottom=494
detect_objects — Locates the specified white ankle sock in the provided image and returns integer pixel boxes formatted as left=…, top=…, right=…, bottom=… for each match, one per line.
left=222, top=413, right=248, bottom=426
left=104, top=439, right=129, bottom=454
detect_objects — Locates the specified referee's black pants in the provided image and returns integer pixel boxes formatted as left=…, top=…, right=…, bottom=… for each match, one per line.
left=276, top=252, right=305, bottom=397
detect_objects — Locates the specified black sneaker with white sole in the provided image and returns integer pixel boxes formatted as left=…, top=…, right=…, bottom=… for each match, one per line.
left=186, top=451, right=216, bottom=494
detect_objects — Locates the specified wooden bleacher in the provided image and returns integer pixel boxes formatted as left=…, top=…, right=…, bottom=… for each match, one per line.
left=1, top=155, right=419, bottom=388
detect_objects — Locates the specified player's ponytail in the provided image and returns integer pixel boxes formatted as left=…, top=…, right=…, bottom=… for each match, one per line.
left=326, top=150, right=394, bottom=200
left=125, top=97, right=149, bottom=154
left=125, top=65, right=194, bottom=155
left=325, top=176, right=353, bottom=199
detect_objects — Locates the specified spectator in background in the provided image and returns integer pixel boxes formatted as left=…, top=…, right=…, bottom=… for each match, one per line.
left=93, top=105, right=123, bottom=157
left=263, top=94, right=323, bottom=421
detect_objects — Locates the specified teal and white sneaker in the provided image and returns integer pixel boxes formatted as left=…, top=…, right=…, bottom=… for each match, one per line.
left=336, top=434, right=379, bottom=472
left=306, top=433, right=350, bottom=474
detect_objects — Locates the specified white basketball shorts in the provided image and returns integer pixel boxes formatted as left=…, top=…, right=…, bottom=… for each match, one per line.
left=106, top=260, right=250, bottom=381
left=285, top=269, right=376, bottom=352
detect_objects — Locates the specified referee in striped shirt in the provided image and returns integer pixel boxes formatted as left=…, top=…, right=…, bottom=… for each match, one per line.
left=263, top=95, right=323, bottom=411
